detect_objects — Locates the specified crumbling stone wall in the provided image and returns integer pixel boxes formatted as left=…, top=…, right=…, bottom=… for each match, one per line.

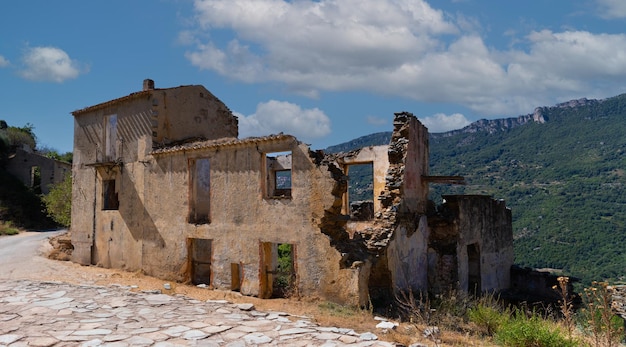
left=427, top=195, right=513, bottom=294
left=316, top=112, right=431, bottom=305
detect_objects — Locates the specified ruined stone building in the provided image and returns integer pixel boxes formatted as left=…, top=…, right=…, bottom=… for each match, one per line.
left=6, top=147, right=71, bottom=195
left=70, top=80, right=513, bottom=307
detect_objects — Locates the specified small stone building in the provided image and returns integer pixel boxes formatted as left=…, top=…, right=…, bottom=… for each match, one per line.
left=70, top=80, right=513, bottom=307
left=6, top=147, right=71, bottom=194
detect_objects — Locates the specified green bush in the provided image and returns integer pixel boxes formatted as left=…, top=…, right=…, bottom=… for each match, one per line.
left=42, top=172, right=72, bottom=227
left=494, top=310, right=580, bottom=347
left=468, top=302, right=508, bottom=336
left=0, top=221, right=19, bottom=235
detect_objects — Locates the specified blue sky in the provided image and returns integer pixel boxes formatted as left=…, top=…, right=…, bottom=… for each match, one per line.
left=1, top=0, right=625, bottom=154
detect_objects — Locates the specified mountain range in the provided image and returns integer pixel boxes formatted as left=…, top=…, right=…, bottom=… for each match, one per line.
left=326, top=94, right=626, bottom=284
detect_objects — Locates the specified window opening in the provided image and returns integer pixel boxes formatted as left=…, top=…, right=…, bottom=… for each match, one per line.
left=265, top=151, right=292, bottom=198
left=189, top=158, right=210, bottom=224
left=346, top=162, right=374, bottom=220
left=260, top=242, right=296, bottom=298
left=102, top=179, right=119, bottom=210
left=467, top=243, right=481, bottom=294
left=105, top=114, right=118, bottom=161
left=189, top=238, right=212, bottom=286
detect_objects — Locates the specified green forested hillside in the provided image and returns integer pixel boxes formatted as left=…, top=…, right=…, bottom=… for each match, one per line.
left=429, top=95, right=626, bottom=284
left=326, top=94, right=626, bottom=284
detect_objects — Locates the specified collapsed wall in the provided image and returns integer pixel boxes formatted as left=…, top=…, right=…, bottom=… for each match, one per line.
left=315, top=112, right=430, bottom=307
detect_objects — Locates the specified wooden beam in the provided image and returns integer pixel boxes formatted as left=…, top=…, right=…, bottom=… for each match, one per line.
left=421, top=175, right=466, bottom=185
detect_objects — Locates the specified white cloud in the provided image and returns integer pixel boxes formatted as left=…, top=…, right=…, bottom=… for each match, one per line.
left=236, top=100, right=331, bottom=142
left=420, top=113, right=470, bottom=133
left=0, top=55, right=9, bottom=67
left=19, top=46, right=85, bottom=82
left=597, top=0, right=626, bottom=18
left=366, top=116, right=388, bottom=126
left=185, top=0, right=626, bottom=117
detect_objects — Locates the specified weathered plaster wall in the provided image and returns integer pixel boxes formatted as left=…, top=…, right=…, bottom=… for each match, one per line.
left=150, top=86, right=238, bottom=146
left=138, top=138, right=364, bottom=305
left=401, top=115, right=429, bottom=213
left=386, top=215, right=429, bottom=294
left=71, top=85, right=239, bottom=268
left=71, top=95, right=153, bottom=266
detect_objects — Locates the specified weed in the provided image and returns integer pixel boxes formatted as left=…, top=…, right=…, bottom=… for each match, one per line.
left=317, top=301, right=361, bottom=318
left=581, top=281, right=623, bottom=347
left=553, top=276, right=575, bottom=338
left=468, top=299, right=508, bottom=336
left=494, top=309, right=580, bottom=347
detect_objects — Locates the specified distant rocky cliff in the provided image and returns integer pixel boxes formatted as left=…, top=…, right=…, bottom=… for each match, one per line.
left=325, top=97, right=605, bottom=152
left=432, top=97, right=602, bottom=138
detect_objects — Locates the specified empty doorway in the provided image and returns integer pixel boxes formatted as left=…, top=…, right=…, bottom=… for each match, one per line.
left=189, top=238, right=212, bottom=286
left=260, top=242, right=296, bottom=298
left=467, top=243, right=481, bottom=294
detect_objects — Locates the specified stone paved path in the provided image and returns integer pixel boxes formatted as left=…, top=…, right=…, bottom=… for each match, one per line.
left=0, top=280, right=396, bottom=346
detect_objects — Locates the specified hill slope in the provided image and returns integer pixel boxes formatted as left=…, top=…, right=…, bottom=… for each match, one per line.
left=326, top=94, right=626, bottom=283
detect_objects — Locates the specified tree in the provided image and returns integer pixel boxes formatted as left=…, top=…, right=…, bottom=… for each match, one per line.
left=42, top=172, right=72, bottom=227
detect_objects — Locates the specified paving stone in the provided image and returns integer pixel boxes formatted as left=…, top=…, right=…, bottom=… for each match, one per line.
left=80, top=339, right=104, bottom=347
left=139, top=331, right=169, bottom=342
left=242, top=332, right=273, bottom=344
left=338, top=335, right=359, bottom=343
left=124, top=335, right=155, bottom=345
left=72, top=328, right=113, bottom=336
left=279, top=327, right=317, bottom=335
left=202, top=325, right=234, bottom=335
left=187, top=321, right=209, bottom=329
left=0, top=279, right=399, bottom=346
left=0, top=334, right=23, bottom=344
left=314, top=332, right=342, bottom=340
left=236, top=303, right=255, bottom=311
left=144, top=294, right=172, bottom=305
left=182, top=329, right=209, bottom=340
left=130, top=327, right=160, bottom=334
left=358, top=332, right=378, bottom=341
left=220, top=331, right=248, bottom=340
left=0, top=313, right=19, bottom=321
left=30, top=297, right=75, bottom=307
left=102, top=334, right=131, bottom=342
left=162, top=325, right=191, bottom=337
left=23, top=336, right=59, bottom=347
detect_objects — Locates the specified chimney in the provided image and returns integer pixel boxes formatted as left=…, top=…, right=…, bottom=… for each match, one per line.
left=143, top=79, right=155, bottom=91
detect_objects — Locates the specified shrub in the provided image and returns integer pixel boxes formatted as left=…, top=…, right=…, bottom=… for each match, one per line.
left=468, top=301, right=508, bottom=336
left=494, top=310, right=580, bottom=347
left=0, top=221, right=19, bottom=235
left=42, top=172, right=72, bottom=227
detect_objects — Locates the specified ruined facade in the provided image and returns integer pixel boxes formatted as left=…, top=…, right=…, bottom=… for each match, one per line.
left=71, top=80, right=513, bottom=307
left=6, top=147, right=71, bottom=194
